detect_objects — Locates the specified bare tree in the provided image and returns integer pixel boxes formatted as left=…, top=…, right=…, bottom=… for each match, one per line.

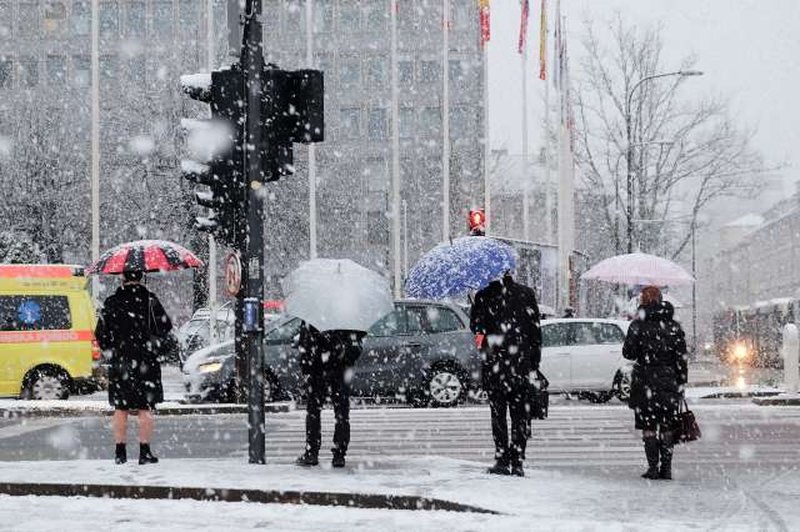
left=574, top=16, right=767, bottom=260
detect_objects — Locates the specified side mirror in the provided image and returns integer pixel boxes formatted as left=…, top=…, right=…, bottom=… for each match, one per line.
left=291, top=334, right=300, bottom=349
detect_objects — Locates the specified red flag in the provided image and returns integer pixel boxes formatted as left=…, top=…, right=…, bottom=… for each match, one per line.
left=539, top=0, right=547, bottom=79
left=518, top=0, right=530, bottom=54
left=479, top=0, right=491, bottom=48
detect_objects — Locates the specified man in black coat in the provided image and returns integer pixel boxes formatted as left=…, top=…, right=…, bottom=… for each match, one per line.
left=295, top=322, right=365, bottom=468
left=95, top=270, right=172, bottom=465
left=623, top=286, right=688, bottom=480
left=470, top=272, right=542, bottom=476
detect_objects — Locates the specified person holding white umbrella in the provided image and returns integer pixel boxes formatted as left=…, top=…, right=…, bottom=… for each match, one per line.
left=282, top=259, right=394, bottom=469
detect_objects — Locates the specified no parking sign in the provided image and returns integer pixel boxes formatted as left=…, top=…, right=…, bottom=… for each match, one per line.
left=224, top=251, right=242, bottom=297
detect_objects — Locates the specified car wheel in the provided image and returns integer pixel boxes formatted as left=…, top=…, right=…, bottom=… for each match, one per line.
left=614, top=371, right=632, bottom=403
left=427, top=364, right=466, bottom=408
left=24, top=367, right=70, bottom=400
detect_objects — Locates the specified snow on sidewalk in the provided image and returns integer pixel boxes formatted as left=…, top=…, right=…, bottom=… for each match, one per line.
left=0, top=456, right=797, bottom=531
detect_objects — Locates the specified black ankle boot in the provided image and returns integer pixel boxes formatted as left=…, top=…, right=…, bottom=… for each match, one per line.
left=487, top=459, right=510, bottom=475
left=641, top=437, right=660, bottom=479
left=139, top=443, right=159, bottom=465
left=659, top=432, right=674, bottom=480
left=295, top=451, right=319, bottom=467
left=115, top=443, right=127, bottom=465
left=331, top=451, right=346, bottom=468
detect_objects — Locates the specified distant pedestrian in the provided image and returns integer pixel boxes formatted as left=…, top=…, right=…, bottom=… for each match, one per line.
left=562, top=306, right=575, bottom=318
left=95, top=270, right=172, bottom=465
left=623, top=286, right=688, bottom=480
left=295, top=322, right=365, bottom=468
left=470, top=271, right=541, bottom=477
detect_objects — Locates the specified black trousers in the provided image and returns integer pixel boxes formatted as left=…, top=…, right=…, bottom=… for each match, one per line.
left=488, top=386, right=530, bottom=465
left=304, top=369, right=350, bottom=456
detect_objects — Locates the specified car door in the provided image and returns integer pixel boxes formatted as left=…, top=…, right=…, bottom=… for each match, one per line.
left=569, top=321, right=626, bottom=390
left=263, top=317, right=303, bottom=393
left=539, top=322, right=572, bottom=391
left=354, top=305, right=406, bottom=397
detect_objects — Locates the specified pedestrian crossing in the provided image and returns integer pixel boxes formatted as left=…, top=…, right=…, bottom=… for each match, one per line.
left=254, top=403, right=800, bottom=468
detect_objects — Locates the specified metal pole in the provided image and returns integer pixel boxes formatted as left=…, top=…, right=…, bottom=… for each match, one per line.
left=402, top=199, right=408, bottom=278
left=306, top=0, right=317, bottom=259
left=482, top=38, right=490, bottom=234
left=692, top=219, right=697, bottom=355
left=441, top=0, right=450, bottom=242
left=390, top=0, right=401, bottom=297
left=207, top=0, right=218, bottom=344
left=521, top=25, right=529, bottom=241
left=242, top=0, right=265, bottom=465
left=625, top=95, right=634, bottom=254
left=90, top=0, right=100, bottom=298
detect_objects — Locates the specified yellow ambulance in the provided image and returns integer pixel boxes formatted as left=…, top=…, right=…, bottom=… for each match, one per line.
left=0, top=264, right=99, bottom=399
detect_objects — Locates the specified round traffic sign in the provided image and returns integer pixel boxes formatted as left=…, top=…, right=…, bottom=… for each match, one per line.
left=224, top=251, right=242, bottom=297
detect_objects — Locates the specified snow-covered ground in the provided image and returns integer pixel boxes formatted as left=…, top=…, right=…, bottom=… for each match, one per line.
left=0, top=455, right=798, bottom=531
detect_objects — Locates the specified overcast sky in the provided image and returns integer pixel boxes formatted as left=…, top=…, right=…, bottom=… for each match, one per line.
left=489, top=0, right=800, bottom=198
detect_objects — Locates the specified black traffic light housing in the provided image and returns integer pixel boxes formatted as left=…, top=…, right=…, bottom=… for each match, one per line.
left=180, top=65, right=246, bottom=247
left=261, top=67, right=324, bottom=182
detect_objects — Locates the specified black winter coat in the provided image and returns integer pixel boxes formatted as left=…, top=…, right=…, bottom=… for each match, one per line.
left=469, top=275, right=542, bottom=392
left=298, top=322, right=365, bottom=376
left=623, top=301, right=688, bottom=428
left=95, top=283, right=172, bottom=409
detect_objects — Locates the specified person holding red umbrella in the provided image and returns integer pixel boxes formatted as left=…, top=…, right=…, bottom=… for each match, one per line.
left=89, top=240, right=200, bottom=465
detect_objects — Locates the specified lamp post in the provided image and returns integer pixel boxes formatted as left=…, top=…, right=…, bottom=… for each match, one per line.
left=625, top=70, right=703, bottom=253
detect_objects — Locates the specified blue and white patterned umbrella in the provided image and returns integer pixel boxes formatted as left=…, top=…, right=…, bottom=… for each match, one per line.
left=405, top=237, right=517, bottom=300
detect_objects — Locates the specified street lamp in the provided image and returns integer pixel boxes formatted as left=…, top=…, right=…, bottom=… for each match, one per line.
left=625, top=70, right=704, bottom=253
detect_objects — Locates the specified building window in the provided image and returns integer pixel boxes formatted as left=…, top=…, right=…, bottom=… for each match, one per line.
left=399, top=107, right=415, bottom=138
left=18, top=56, right=38, bottom=88
left=178, top=0, right=199, bottom=34
left=365, top=56, right=387, bottom=88
left=398, top=60, right=413, bottom=86
left=128, top=57, right=145, bottom=85
left=0, top=58, right=13, bottom=89
left=367, top=208, right=388, bottom=245
left=338, top=57, right=360, bottom=90
left=126, top=1, right=146, bottom=38
left=44, top=1, right=67, bottom=36
left=419, top=61, right=440, bottom=85
left=0, top=2, right=11, bottom=39
left=100, top=1, right=119, bottom=36
left=339, top=1, right=360, bottom=32
left=451, top=105, right=474, bottom=137
left=367, top=108, right=388, bottom=139
left=73, top=55, right=90, bottom=87
left=153, top=1, right=173, bottom=39
left=17, top=3, right=39, bottom=38
left=418, top=0, right=440, bottom=34
left=339, top=107, right=361, bottom=139
left=284, top=0, right=304, bottom=35
left=451, top=0, right=471, bottom=30
left=46, top=55, right=66, bottom=83
left=363, top=2, right=386, bottom=31
left=420, top=106, right=441, bottom=137
left=314, top=0, right=332, bottom=33
left=398, top=1, right=417, bottom=30
left=262, top=0, right=279, bottom=34
left=100, top=54, right=116, bottom=82
left=71, top=1, right=90, bottom=36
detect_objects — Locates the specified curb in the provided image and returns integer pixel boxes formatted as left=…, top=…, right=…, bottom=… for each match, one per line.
left=753, top=396, right=800, bottom=406
left=0, top=402, right=294, bottom=419
left=0, top=482, right=499, bottom=514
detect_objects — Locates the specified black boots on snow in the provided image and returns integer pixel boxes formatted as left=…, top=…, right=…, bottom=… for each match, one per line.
left=296, top=451, right=320, bottom=467
left=487, top=459, right=511, bottom=475
left=659, top=432, right=674, bottom=480
left=641, top=437, right=660, bottom=479
left=115, top=443, right=127, bottom=465
left=138, top=443, right=159, bottom=465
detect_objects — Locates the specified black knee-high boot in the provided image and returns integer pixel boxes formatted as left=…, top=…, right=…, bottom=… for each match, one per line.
left=659, top=432, right=673, bottom=480
left=642, top=437, right=660, bottom=479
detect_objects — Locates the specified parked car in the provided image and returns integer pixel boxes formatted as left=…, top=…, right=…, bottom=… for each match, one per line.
left=183, top=300, right=483, bottom=407
left=540, top=318, right=633, bottom=402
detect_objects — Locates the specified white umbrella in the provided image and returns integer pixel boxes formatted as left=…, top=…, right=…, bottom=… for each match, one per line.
left=281, top=258, right=394, bottom=332
left=581, top=252, right=694, bottom=286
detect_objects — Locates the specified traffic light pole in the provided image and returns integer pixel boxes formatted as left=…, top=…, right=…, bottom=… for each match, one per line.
left=240, top=0, right=266, bottom=465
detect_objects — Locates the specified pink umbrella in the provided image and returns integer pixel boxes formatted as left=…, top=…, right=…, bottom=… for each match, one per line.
left=581, top=252, right=694, bottom=286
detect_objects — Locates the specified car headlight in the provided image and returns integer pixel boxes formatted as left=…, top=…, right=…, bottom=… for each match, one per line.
left=198, top=361, right=224, bottom=374
left=732, top=343, right=749, bottom=361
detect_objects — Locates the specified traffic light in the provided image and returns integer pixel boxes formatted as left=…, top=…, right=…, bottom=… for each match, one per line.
left=261, top=67, right=324, bottom=182
left=468, top=208, right=486, bottom=236
left=180, top=65, right=246, bottom=247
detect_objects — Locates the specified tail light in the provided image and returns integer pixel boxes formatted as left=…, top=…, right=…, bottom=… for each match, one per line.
left=91, top=338, right=101, bottom=361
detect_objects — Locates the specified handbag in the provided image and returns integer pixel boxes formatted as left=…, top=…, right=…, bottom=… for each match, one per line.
left=672, top=399, right=701, bottom=444
left=528, top=369, right=549, bottom=420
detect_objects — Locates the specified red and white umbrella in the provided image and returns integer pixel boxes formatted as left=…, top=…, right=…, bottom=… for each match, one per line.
left=581, top=252, right=694, bottom=287
left=87, top=240, right=203, bottom=275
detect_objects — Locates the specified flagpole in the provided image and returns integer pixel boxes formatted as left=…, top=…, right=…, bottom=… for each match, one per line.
left=391, top=0, right=401, bottom=297
left=442, top=0, right=450, bottom=242
left=521, top=13, right=529, bottom=241
left=306, top=0, right=317, bottom=259
left=90, top=0, right=100, bottom=301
